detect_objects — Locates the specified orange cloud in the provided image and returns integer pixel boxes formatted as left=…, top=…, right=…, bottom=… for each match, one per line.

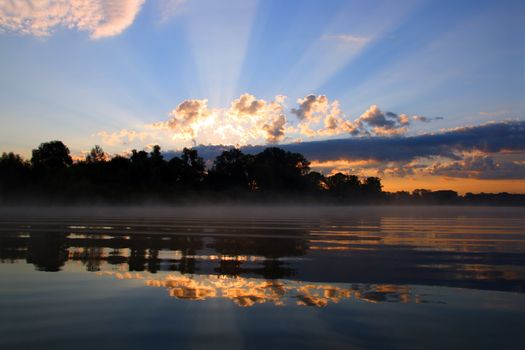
left=98, top=270, right=421, bottom=307
left=0, top=0, right=144, bottom=39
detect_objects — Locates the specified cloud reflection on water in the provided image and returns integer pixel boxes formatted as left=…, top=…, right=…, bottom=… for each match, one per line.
left=97, top=270, right=421, bottom=307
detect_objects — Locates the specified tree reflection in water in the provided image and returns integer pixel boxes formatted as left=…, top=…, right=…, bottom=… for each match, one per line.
left=1, top=213, right=524, bottom=294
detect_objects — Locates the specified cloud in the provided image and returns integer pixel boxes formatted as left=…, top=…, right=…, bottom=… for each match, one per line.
left=322, top=34, right=369, bottom=46
left=261, top=121, right=525, bottom=162
left=148, top=94, right=290, bottom=144
left=291, top=94, right=360, bottom=137
left=427, top=156, right=525, bottom=180
left=356, top=105, right=410, bottom=135
left=318, top=101, right=359, bottom=136
left=290, top=96, right=420, bottom=138
left=291, top=94, right=329, bottom=122
left=231, top=93, right=265, bottom=116
left=479, top=110, right=509, bottom=117
left=262, top=114, right=286, bottom=143
left=154, top=99, right=211, bottom=140
left=413, top=115, right=444, bottom=123
left=101, top=94, right=430, bottom=148
left=97, top=129, right=152, bottom=146
left=228, top=93, right=288, bottom=143
left=0, top=0, right=144, bottom=39
left=183, top=121, right=525, bottom=180
left=96, top=92, right=524, bottom=181
left=159, top=120, right=525, bottom=180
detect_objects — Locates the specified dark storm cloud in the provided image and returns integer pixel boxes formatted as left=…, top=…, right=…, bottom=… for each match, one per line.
left=165, top=121, right=525, bottom=172
left=251, top=121, right=524, bottom=162
left=165, top=121, right=524, bottom=164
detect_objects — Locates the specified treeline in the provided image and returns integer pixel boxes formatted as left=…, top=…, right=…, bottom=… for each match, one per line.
left=0, top=140, right=523, bottom=205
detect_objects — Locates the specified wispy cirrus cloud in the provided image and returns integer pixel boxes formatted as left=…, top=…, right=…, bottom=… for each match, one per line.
left=0, top=0, right=144, bottom=39
left=479, top=110, right=510, bottom=117
left=322, top=34, right=369, bottom=45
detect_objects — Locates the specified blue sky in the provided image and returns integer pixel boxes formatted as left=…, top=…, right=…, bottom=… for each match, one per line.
left=0, top=0, right=524, bottom=192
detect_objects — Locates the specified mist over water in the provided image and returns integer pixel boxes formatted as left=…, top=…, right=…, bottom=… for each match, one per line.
left=1, top=206, right=524, bottom=349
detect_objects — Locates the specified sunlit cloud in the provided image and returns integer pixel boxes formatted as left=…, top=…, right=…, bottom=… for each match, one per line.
left=310, top=159, right=379, bottom=177
left=309, top=153, right=525, bottom=183
left=356, top=105, right=410, bottom=136
left=230, top=93, right=267, bottom=116
left=97, top=129, right=154, bottom=146
left=97, top=93, right=425, bottom=148
left=291, top=95, right=359, bottom=137
left=153, top=99, right=211, bottom=140
left=0, top=0, right=144, bottom=39
left=228, top=94, right=289, bottom=143
left=95, top=92, right=525, bottom=184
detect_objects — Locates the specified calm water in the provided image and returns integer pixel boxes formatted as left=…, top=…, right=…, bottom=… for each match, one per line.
left=1, top=206, right=524, bottom=349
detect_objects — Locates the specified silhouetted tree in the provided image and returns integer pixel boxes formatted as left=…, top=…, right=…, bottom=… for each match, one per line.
left=149, top=145, right=165, bottom=185
left=180, top=148, right=205, bottom=186
left=362, top=177, right=382, bottom=194
left=208, top=148, right=253, bottom=190
left=361, top=177, right=384, bottom=202
left=108, top=155, right=131, bottom=178
left=129, top=149, right=151, bottom=188
left=130, top=149, right=149, bottom=164
left=85, top=145, right=107, bottom=163
left=326, top=173, right=361, bottom=200
left=0, top=152, right=30, bottom=186
left=251, top=147, right=310, bottom=192
left=31, top=141, right=72, bottom=169
left=304, top=171, right=327, bottom=192
left=413, top=189, right=431, bottom=197
left=167, top=156, right=185, bottom=183
left=3, top=139, right=522, bottom=205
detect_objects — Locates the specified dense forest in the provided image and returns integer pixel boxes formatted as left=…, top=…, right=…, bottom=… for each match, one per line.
left=0, top=141, right=523, bottom=205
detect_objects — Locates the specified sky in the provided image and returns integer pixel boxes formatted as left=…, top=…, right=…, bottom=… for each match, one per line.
left=0, top=0, right=524, bottom=193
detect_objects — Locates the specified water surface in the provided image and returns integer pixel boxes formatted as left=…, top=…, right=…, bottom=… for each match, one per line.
left=1, top=206, right=524, bottom=349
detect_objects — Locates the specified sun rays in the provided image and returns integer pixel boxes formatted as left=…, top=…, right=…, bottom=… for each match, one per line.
left=0, top=0, right=523, bottom=193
